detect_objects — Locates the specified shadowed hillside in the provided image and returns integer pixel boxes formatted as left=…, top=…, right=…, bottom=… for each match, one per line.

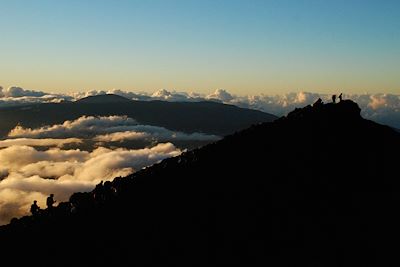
left=0, top=94, right=277, bottom=137
left=1, top=100, right=399, bottom=266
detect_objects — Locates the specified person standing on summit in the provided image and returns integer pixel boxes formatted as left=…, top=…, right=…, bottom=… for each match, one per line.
left=332, top=94, right=337, bottom=103
left=46, top=194, right=56, bottom=210
left=30, top=200, right=40, bottom=215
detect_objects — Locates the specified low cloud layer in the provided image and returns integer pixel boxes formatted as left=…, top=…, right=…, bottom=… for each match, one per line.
left=0, top=115, right=217, bottom=225
left=8, top=115, right=220, bottom=141
left=0, top=138, right=82, bottom=148
left=0, top=143, right=181, bottom=225
left=93, top=130, right=218, bottom=143
left=0, top=86, right=47, bottom=98
left=0, top=86, right=71, bottom=107
left=94, top=131, right=149, bottom=142
left=1, top=86, right=399, bottom=128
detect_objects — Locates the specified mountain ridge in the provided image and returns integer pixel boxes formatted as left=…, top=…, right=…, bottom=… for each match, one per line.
left=75, top=94, right=133, bottom=103
left=1, top=99, right=399, bottom=266
left=0, top=94, right=277, bottom=137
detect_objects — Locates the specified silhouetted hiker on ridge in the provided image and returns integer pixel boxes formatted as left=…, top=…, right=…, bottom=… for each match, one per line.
left=30, top=200, right=40, bottom=215
left=103, top=181, right=116, bottom=202
left=93, top=181, right=105, bottom=204
left=46, top=194, right=56, bottom=209
left=332, top=94, right=337, bottom=103
left=313, top=98, right=323, bottom=107
left=338, top=93, right=343, bottom=102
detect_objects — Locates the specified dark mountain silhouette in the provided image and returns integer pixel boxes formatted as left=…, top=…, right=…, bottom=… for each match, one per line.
left=1, top=100, right=400, bottom=266
left=75, top=94, right=133, bottom=103
left=0, top=94, right=277, bottom=137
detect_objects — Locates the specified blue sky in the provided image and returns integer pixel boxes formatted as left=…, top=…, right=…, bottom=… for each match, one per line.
left=0, top=0, right=399, bottom=94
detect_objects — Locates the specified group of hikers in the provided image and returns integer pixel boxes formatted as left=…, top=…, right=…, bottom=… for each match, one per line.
left=29, top=180, right=120, bottom=216
left=314, top=93, right=343, bottom=107
left=30, top=193, right=56, bottom=215
left=332, top=93, right=343, bottom=103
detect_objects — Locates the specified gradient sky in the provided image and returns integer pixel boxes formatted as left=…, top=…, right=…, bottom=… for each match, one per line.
left=1, top=0, right=399, bottom=95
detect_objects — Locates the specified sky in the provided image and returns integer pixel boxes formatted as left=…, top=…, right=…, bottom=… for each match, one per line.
left=1, top=0, right=400, bottom=95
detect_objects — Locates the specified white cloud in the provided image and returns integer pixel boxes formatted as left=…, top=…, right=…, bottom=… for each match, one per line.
left=150, top=89, right=203, bottom=102
left=19, top=161, right=79, bottom=179
left=0, top=86, right=46, bottom=98
left=94, top=130, right=220, bottom=143
left=0, top=86, right=72, bottom=107
left=8, top=115, right=138, bottom=138
left=0, top=138, right=82, bottom=148
left=0, top=146, right=89, bottom=171
left=151, top=89, right=184, bottom=100
left=0, top=143, right=181, bottom=225
left=207, top=89, right=234, bottom=102
left=93, top=131, right=150, bottom=142
left=8, top=115, right=221, bottom=141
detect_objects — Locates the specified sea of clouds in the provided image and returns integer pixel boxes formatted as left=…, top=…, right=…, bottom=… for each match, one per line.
left=0, top=85, right=399, bottom=224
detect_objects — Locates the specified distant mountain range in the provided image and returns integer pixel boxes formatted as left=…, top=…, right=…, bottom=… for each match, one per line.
left=1, top=100, right=399, bottom=266
left=0, top=94, right=277, bottom=137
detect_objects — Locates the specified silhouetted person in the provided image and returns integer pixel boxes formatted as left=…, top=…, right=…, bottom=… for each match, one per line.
left=93, top=181, right=105, bottom=204
left=103, top=181, right=114, bottom=202
left=46, top=194, right=56, bottom=209
left=313, top=98, right=323, bottom=107
left=332, top=94, right=337, bottom=103
left=71, top=203, right=77, bottom=214
left=30, top=200, right=40, bottom=215
left=338, top=93, right=343, bottom=102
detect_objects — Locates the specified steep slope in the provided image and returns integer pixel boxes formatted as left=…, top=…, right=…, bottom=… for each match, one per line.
left=0, top=94, right=277, bottom=137
left=1, top=100, right=399, bottom=266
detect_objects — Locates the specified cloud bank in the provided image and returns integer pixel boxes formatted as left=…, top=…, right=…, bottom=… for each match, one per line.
left=1, top=86, right=399, bottom=128
left=0, top=114, right=218, bottom=225
left=0, top=143, right=181, bottom=225
left=0, top=86, right=72, bottom=107
left=0, top=138, right=82, bottom=148
left=8, top=115, right=220, bottom=141
left=0, top=86, right=48, bottom=98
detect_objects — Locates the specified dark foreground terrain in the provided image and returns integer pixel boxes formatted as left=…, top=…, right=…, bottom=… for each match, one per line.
left=1, top=99, right=399, bottom=266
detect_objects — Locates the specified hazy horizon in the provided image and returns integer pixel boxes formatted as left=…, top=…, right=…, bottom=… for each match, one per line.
left=1, top=85, right=400, bottom=128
